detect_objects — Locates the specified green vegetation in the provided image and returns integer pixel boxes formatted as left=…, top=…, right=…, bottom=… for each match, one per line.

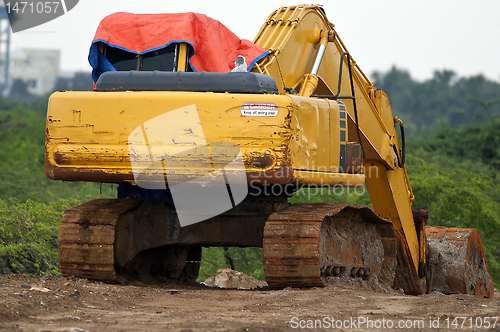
left=198, top=247, right=264, bottom=282
left=407, top=157, right=500, bottom=283
left=0, top=69, right=499, bottom=288
left=372, top=67, right=500, bottom=135
left=407, top=119, right=500, bottom=178
left=0, top=107, right=115, bottom=204
left=0, top=198, right=77, bottom=275
left=0, top=94, right=113, bottom=276
left=403, top=117, right=500, bottom=283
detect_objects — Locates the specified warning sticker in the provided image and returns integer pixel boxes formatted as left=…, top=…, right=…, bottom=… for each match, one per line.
left=240, top=102, right=278, bottom=117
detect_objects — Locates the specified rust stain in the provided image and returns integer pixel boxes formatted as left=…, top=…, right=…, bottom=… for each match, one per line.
left=47, top=116, right=61, bottom=123
left=345, top=143, right=363, bottom=174
left=72, top=110, right=81, bottom=123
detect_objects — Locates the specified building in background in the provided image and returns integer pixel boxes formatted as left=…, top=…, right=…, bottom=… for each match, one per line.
left=9, top=48, right=60, bottom=95
left=0, top=4, right=83, bottom=99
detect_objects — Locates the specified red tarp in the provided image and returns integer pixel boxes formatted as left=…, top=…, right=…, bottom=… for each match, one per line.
left=89, top=12, right=269, bottom=80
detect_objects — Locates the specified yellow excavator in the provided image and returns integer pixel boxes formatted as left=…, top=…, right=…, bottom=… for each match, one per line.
left=45, top=5, right=493, bottom=297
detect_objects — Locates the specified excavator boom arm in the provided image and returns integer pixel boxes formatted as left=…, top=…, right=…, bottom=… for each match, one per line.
left=252, top=4, right=423, bottom=293
left=253, top=5, right=492, bottom=296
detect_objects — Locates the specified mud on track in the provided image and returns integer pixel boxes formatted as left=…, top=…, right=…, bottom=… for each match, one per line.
left=0, top=275, right=499, bottom=331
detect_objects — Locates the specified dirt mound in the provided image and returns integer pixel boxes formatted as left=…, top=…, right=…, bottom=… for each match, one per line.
left=201, top=268, right=268, bottom=290
left=323, top=275, right=398, bottom=294
left=201, top=269, right=396, bottom=293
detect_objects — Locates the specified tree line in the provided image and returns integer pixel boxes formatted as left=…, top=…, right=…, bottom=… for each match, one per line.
left=372, top=67, right=500, bottom=135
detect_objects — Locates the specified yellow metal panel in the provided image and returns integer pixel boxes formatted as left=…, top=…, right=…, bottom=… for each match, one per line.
left=46, top=90, right=359, bottom=189
left=289, top=96, right=342, bottom=173
left=177, top=43, right=188, bottom=71
left=293, top=170, right=365, bottom=187
left=46, top=91, right=294, bottom=185
left=253, top=6, right=324, bottom=92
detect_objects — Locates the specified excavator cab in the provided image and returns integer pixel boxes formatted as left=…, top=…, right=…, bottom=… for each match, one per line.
left=98, top=42, right=194, bottom=72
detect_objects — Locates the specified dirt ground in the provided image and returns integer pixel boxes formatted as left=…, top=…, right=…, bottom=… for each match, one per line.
left=0, top=274, right=499, bottom=332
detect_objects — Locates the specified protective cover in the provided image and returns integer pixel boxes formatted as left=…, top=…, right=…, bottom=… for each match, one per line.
left=88, top=12, right=270, bottom=83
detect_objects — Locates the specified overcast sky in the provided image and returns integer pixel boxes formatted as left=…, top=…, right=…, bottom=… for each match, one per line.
left=6, top=0, right=500, bottom=82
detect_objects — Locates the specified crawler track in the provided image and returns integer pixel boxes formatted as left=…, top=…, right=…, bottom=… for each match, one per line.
left=59, top=199, right=492, bottom=297
left=58, top=199, right=201, bottom=284
left=263, top=203, right=397, bottom=288
left=58, top=199, right=141, bottom=282
left=57, top=197, right=288, bottom=284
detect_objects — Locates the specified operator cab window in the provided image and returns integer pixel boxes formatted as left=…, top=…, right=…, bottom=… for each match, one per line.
left=142, top=47, right=176, bottom=71
left=103, top=46, right=138, bottom=71
left=102, top=43, right=193, bottom=72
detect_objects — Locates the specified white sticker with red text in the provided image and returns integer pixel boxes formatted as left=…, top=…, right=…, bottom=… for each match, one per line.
left=240, top=102, right=278, bottom=117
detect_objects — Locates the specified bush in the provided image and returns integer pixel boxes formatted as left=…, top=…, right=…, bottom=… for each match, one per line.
left=0, top=198, right=78, bottom=275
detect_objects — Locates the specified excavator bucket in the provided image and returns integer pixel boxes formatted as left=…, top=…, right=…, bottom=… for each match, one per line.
left=425, top=226, right=493, bottom=298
